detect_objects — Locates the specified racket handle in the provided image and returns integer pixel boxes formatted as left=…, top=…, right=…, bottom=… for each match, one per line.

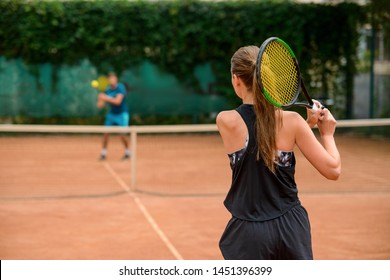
left=311, top=103, right=326, bottom=111
left=293, top=102, right=325, bottom=110
left=301, top=81, right=324, bottom=110
left=300, top=81, right=326, bottom=111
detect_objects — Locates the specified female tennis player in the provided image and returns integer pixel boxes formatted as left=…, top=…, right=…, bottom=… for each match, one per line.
left=216, top=46, right=341, bottom=260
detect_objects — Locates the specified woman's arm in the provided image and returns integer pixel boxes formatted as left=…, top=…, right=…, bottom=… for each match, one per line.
left=294, top=110, right=341, bottom=180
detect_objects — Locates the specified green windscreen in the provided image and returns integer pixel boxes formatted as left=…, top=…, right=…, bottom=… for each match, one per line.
left=0, top=58, right=228, bottom=122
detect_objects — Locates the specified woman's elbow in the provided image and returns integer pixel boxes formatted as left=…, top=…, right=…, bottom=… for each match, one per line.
left=325, top=166, right=341, bottom=180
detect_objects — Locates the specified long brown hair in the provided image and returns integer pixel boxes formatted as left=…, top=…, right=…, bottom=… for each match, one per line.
left=231, top=46, right=279, bottom=172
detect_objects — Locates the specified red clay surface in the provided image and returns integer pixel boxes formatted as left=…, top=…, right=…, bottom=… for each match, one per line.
left=0, top=133, right=389, bottom=259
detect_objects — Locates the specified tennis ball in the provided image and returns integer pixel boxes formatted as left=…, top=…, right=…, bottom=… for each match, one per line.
left=91, top=80, right=99, bottom=88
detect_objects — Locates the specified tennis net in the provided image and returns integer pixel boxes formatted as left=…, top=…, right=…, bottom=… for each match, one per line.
left=0, top=119, right=389, bottom=200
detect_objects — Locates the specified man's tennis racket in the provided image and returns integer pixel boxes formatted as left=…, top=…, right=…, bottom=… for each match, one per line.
left=256, top=37, right=321, bottom=110
left=90, top=75, right=109, bottom=92
left=91, top=75, right=109, bottom=108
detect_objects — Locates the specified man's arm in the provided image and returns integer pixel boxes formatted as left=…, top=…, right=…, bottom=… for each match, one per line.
left=98, top=93, right=124, bottom=106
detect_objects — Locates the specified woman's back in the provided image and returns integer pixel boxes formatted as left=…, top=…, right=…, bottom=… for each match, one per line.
left=218, top=107, right=341, bottom=180
left=222, top=104, right=301, bottom=222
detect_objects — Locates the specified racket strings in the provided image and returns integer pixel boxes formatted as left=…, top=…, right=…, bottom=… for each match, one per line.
left=260, top=40, right=299, bottom=106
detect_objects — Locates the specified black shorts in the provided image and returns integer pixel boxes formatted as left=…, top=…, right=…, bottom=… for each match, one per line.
left=219, top=205, right=313, bottom=260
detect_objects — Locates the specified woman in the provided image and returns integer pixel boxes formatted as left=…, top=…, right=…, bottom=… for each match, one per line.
left=216, top=46, right=341, bottom=260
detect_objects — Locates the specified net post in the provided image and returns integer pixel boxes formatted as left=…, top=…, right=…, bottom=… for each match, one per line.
left=130, top=127, right=137, bottom=191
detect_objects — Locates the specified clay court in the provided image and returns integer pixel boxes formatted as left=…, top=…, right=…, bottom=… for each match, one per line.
left=0, top=131, right=389, bottom=259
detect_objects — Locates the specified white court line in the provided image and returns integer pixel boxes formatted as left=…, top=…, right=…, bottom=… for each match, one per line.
left=103, top=162, right=184, bottom=260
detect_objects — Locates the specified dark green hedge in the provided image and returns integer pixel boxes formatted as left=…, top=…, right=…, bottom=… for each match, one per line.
left=0, top=0, right=366, bottom=118
left=371, top=0, right=390, bottom=57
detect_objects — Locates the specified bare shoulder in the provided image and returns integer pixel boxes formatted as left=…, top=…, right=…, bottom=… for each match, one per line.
left=281, top=110, right=305, bottom=127
left=216, top=110, right=241, bottom=129
left=282, top=110, right=302, bottom=119
left=216, top=109, right=247, bottom=153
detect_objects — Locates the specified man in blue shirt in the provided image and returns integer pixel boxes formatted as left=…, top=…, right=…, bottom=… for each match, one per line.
left=97, top=72, right=130, bottom=160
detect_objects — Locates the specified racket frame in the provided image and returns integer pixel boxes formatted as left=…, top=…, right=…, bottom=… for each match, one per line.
left=256, top=37, right=317, bottom=110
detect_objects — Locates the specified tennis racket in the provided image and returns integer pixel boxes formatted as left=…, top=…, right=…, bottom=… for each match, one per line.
left=256, top=37, right=322, bottom=110
left=91, top=75, right=109, bottom=108
left=90, top=75, right=109, bottom=92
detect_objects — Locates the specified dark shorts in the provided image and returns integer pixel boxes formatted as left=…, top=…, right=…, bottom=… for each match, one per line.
left=219, top=205, right=313, bottom=260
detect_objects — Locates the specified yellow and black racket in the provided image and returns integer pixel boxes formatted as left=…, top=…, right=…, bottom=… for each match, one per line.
left=256, top=37, right=320, bottom=110
left=90, top=75, right=109, bottom=92
left=91, top=75, right=109, bottom=108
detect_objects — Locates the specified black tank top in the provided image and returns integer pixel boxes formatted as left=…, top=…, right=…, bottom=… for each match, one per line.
left=224, top=104, right=300, bottom=221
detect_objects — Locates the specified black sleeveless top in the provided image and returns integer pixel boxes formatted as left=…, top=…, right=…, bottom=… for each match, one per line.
left=224, top=104, right=300, bottom=222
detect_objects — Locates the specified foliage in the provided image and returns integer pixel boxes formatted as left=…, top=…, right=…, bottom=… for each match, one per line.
left=0, top=0, right=366, bottom=118
left=370, top=0, right=390, bottom=56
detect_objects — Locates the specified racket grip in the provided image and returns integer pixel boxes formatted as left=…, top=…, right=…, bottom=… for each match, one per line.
left=311, top=102, right=325, bottom=111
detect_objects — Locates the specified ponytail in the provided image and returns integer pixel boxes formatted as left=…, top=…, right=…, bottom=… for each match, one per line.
left=231, top=46, right=279, bottom=173
left=252, top=69, right=278, bottom=173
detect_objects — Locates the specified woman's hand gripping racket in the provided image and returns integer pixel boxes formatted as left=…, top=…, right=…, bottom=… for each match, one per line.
left=256, top=37, right=323, bottom=111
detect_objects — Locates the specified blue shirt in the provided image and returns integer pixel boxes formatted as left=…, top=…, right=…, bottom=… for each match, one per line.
left=104, top=83, right=128, bottom=114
